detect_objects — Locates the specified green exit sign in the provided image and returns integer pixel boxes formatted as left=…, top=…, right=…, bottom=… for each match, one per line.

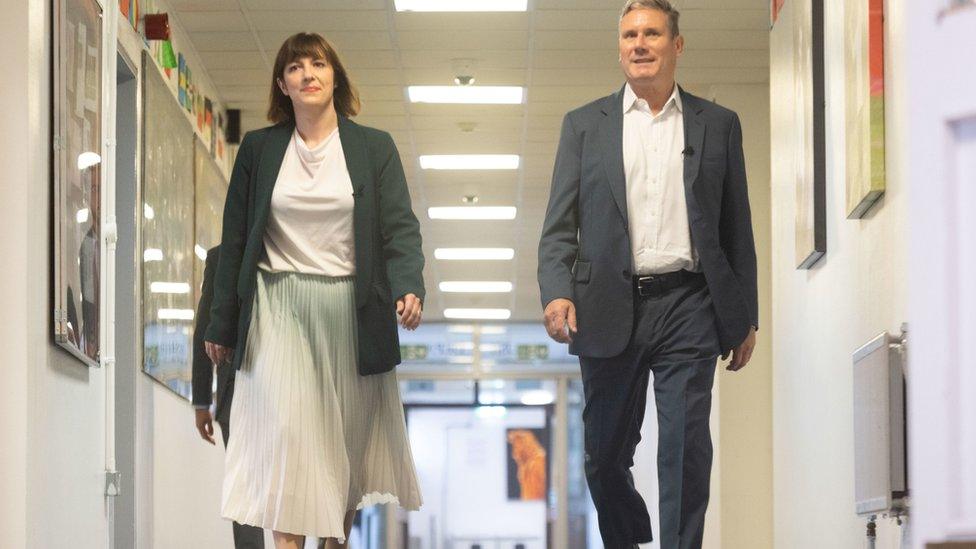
left=517, top=344, right=549, bottom=361
left=400, top=344, right=428, bottom=360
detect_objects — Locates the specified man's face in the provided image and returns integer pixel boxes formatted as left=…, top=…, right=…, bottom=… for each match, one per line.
left=618, top=8, right=683, bottom=87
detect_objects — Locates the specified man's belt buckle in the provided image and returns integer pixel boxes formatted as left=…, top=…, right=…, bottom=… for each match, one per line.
left=635, top=275, right=665, bottom=297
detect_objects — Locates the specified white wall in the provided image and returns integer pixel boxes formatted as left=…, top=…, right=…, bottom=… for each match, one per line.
left=770, top=1, right=909, bottom=548
left=0, top=0, right=111, bottom=547
left=0, top=0, right=40, bottom=545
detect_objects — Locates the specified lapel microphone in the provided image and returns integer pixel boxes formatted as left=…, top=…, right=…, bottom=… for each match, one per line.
left=682, top=146, right=695, bottom=156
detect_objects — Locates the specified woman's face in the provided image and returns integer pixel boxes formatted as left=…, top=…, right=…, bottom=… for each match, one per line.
left=277, top=55, right=335, bottom=113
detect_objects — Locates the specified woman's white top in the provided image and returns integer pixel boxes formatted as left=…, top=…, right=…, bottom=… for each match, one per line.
left=257, top=127, right=357, bottom=276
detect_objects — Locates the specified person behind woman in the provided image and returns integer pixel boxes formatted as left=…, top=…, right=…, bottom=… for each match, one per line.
left=203, top=32, right=424, bottom=549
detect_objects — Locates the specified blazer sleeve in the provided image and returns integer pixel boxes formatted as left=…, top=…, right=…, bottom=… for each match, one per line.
left=537, top=112, right=582, bottom=309
left=374, top=132, right=425, bottom=303
left=719, top=113, right=759, bottom=330
left=204, top=133, right=255, bottom=347
left=191, top=248, right=219, bottom=407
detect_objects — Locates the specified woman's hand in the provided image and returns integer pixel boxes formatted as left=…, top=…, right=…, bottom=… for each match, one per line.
left=396, top=293, right=422, bottom=330
left=205, top=341, right=234, bottom=366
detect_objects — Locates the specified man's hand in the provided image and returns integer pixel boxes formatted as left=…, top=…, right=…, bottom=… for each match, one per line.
left=205, top=341, right=233, bottom=366
left=544, top=298, right=577, bottom=344
left=195, top=408, right=216, bottom=445
left=397, top=293, right=423, bottom=330
left=723, top=326, right=757, bottom=371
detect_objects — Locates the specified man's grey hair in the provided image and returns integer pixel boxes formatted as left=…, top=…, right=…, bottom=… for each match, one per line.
left=619, top=0, right=680, bottom=37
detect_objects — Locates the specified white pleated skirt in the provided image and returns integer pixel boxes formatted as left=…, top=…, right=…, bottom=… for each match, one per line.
left=221, top=269, right=422, bottom=541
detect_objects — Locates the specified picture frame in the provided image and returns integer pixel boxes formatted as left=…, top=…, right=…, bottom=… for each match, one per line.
left=141, top=52, right=196, bottom=399
left=794, top=0, right=827, bottom=269
left=52, top=0, right=103, bottom=366
left=845, top=0, right=887, bottom=218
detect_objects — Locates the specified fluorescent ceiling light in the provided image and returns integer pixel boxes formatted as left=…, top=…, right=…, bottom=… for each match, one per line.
left=521, top=390, right=555, bottom=406
left=157, top=308, right=194, bottom=321
left=440, top=281, right=513, bottom=293
left=428, top=207, right=517, bottom=220
left=144, top=204, right=155, bottom=220
left=419, top=155, right=519, bottom=170
left=408, top=86, right=524, bottom=104
left=76, top=208, right=90, bottom=224
left=143, top=248, right=163, bottom=262
left=150, top=282, right=191, bottom=294
left=395, top=0, right=527, bottom=12
left=444, top=308, right=512, bottom=320
left=447, top=325, right=507, bottom=335
left=195, top=245, right=208, bottom=261
left=434, top=248, right=514, bottom=260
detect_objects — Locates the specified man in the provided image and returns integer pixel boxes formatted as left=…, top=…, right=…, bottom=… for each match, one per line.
left=537, top=2, right=758, bottom=548
left=191, top=245, right=265, bottom=549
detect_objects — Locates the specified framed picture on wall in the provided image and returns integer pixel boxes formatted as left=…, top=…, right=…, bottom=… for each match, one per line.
left=794, top=0, right=827, bottom=269
left=845, top=0, right=886, bottom=218
left=142, top=51, right=196, bottom=400
left=506, top=427, right=550, bottom=501
left=52, top=0, right=103, bottom=367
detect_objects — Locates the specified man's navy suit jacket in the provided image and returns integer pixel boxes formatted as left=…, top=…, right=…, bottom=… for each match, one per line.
left=538, top=85, right=758, bottom=358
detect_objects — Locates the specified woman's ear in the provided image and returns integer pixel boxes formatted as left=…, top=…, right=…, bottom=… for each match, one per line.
left=276, top=78, right=288, bottom=96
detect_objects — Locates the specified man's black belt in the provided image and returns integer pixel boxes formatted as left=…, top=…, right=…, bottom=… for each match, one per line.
left=633, top=270, right=704, bottom=298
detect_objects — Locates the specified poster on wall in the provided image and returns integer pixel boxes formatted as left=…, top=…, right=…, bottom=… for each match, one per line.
left=53, top=0, right=103, bottom=367
left=506, top=428, right=549, bottom=501
left=794, top=0, right=827, bottom=269
left=844, top=0, right=886, bottom=218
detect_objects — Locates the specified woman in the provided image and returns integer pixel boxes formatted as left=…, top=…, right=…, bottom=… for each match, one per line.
left=204, top=32, right=424, bottom=549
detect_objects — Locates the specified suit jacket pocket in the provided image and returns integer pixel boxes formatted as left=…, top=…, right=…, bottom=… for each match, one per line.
left=573, top=260, right=591, bottom=283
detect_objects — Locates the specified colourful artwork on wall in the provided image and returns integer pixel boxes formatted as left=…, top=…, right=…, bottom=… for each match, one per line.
left=177, top=52, right=187, bottom=108
left=844, top=0, right=886, bottom=218
left=506, top=428, right=549, bottom=501
left=771, top=0, right=785, bottom=28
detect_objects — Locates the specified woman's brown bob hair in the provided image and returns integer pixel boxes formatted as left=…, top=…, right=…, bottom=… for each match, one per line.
left=267, top=32, right=361, bottom=123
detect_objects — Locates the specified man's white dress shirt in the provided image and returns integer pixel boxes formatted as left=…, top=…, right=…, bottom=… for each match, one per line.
left=622, top=82, right=700, bottom=275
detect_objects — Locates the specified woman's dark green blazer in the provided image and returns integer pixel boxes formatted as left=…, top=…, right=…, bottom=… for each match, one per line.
left=203, top=116, right=425, bottom=376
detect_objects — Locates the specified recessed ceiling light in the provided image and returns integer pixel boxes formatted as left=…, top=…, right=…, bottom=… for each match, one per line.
left=395, top=0, right=527, bottom=12
left=434, top=248, right=515, bottom=260
left=195, top=245, right=208, bottom=261
left=444, top=308, right=512, bottom=320
left=439, top=281, right=513, bottom=293
left=419, top=155, right=519, bottom=170
left=428, top=207, right=517, bottom=220
left=143, top=248, right=163, bottom=262
left=408, top=86, right=524, bottom=104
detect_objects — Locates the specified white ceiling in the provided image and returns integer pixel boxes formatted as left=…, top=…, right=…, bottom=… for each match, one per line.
left=168, top=0, right=769, bottom=322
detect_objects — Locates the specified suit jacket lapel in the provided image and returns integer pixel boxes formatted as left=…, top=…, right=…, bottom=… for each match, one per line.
left=680, top=87, right=705, bottom=196
left=338, top=116, right=368, bottom=196
left=337, top=116, right=372, bottom=308
left=254, top=122, right=292, bottom=227
left=600, top=86, right=629, bottom=228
